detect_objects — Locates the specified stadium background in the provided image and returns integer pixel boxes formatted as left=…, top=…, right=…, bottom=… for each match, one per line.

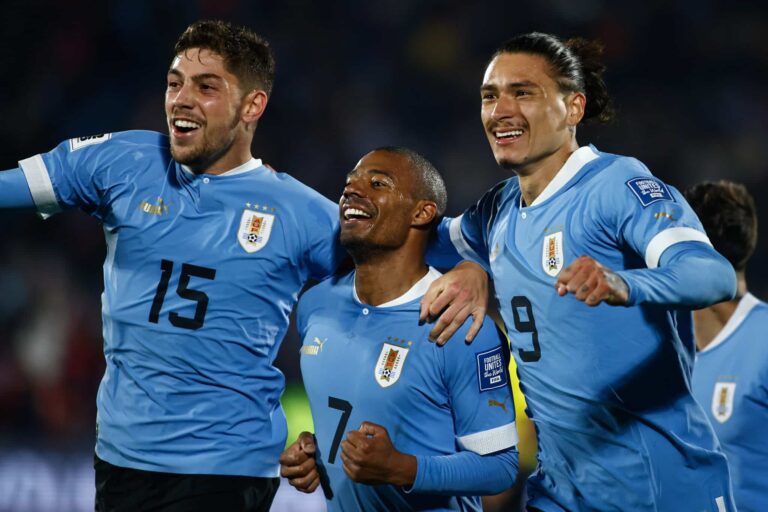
left=0, top=1, right=765, bottom=510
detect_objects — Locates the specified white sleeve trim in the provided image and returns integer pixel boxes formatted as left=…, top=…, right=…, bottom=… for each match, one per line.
left=457, top=422, right=518, bottom=455
left=18, top=155, right=61, bottom=219
left=449, top=215, right=482, bottom=262
left=644, top=227, right=711, bottom=269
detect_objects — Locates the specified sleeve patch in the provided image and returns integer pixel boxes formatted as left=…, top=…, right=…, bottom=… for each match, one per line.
left=69, top=133, right=112, bottom=151
left=476, top=346, right=508, bottom=392
left=626, top=177, right=675, bottom=207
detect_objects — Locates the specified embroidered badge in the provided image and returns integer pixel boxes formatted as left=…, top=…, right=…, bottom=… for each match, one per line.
left=69, top=133, right=112, bottom=151
left=476, top=346, right=508, bottom=392
left=541, top=231, right=564, bottom=277
left=375, top=343, right=409, bottom=388
left=711, top=381, right=736, bottom=423
left=238, top=209, right=275, bottom=253
left=626, top=177, right=675, bottom=207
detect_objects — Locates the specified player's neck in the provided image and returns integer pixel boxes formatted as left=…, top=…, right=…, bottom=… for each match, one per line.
left=517, top=140, right=578, bottom=207
left=352, top=248, right=429, bottom=307
left=187, top=137, right=254, bottom=175
left=694, top=272, right=747, bottom=350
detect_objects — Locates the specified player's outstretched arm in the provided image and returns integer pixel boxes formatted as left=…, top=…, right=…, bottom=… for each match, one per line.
left=555, top=256, right=629, bottom=306
left=340, top=421, right=519, bottom=495
left=419, top=261, right=489, bottom=345
left=279, top=431, right=321, bottom=493
left=340, top=422, right=416, bottom=487
left=0, top=168, right=36, bottom=209
left=555, top=242, right=736, bottom=308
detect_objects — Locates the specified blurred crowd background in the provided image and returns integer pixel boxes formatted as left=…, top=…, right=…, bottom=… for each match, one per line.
left=0, top=0, right=765, bottom=510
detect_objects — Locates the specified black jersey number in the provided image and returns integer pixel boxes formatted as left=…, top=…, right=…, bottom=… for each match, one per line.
left=148, top=259, right=217, bottom=330
left=327, top=397, right=353, bottom=464
left=511, top=296, right=541, bottom=362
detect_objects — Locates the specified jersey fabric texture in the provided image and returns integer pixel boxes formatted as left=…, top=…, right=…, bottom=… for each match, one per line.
left=18, top=130, right=343, bottom=477
left=432, top=146, right=735, bottom=511
left=297, top=267, right=518, bottom=512
left=693, top=293, right=768, bottom=512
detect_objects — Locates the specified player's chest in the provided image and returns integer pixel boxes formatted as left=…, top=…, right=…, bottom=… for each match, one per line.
left=108, top=177, right=290, bottom=258
left=699, top=350, right=766, bottom=431
left=300, top=315, right=441, bottom=404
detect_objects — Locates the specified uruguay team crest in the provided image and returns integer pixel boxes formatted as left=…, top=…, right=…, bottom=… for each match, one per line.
left=711, top=382, right=736, bottom=423
left=375, top=343, right=409, bottom=388
left=238, top=209, right=275, bottom=253
left=542, top=231, right=564, bottom=277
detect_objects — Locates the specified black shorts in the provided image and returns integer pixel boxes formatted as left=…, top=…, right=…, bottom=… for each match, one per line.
left=94, top=454, right=280, bottom=512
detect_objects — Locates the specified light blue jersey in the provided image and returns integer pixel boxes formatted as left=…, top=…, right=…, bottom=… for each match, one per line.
left=433, top=146, right=734, bottom=511
left=693, top=293, right=768, bottom=512
left=297, top=268, right=518, bottom=511
left=18, top=130, right=343, bottom=477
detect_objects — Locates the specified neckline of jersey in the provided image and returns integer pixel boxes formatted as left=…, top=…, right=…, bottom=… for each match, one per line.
left=700, top=293, right=760, bottom=353
left=180, top=157, right=264, bottom=178
left=520, top=145, right=600, bottom=209
left=352, top=266, right=443, bottom=308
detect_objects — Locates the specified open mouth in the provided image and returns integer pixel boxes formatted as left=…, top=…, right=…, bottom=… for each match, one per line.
left=342, top=207, right=373, bottom=221
left=172, top=118, right=202, bottom=137
left=493, top=128, right=524, bottom=144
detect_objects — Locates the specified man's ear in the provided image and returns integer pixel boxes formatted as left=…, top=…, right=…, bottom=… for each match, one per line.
left=242, top=90, right=268, bottom=125
left=566, top=91, right=586, bottom=127
left=412, top=200, right=438, bottom=227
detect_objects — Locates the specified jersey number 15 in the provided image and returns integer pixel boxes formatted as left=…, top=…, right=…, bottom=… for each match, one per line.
left=148, top=259, right=217, bottom=330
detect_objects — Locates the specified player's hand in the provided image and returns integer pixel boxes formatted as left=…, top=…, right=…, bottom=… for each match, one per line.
left=279, top=431, right=320, bottom=493
left=555, top=256, right=629, bottom=306
left=340, top=422, right=416, bottom=487
left=419, top=261, right=488, bottom=345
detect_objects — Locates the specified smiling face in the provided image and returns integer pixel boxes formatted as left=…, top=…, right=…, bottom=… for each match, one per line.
left=480, top=52, right=584, bottom=174
left=339, top=151, right=424, bottom=255
left=165, top=48, right=259, bottom=173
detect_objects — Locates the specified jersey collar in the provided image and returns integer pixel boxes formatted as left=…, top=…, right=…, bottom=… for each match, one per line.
left=352, top=266, right=442, bottom=308
left=180, top=157, right=263, bottom=177
left=527, top=145, right=600, bottom=207
left=700, top=293, right=760, bottom=353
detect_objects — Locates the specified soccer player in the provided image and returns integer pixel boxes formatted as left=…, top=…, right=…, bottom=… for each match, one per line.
left=686, top=181, right=768, bottom=512
left=0, top=21, right=344, bottom=510
left=279, top=147, right=520, bottom=511
left=422, top=33, right=738, bottom=510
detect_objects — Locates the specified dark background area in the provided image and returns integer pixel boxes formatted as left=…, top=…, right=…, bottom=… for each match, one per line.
left=0, top=0, right=765, bottom=509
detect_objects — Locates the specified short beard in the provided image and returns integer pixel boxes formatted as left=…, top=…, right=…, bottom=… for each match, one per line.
left=169, top=112, right=240, bottom=172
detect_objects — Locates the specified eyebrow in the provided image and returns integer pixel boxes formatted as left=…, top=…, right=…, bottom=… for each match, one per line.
left=167, top=69, right=225, bottom=83
left=481, top=80, right=539, bottom=92
left=346, top=169, right=395, bottom=180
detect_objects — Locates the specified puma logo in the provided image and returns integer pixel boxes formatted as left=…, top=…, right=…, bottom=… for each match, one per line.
left=488, top=397, right=510, bottom=413
left=301, top=337, right=326, bottom=356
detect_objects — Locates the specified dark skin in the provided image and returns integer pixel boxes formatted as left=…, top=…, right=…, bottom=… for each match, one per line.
left=280, top=150, right=442, bottom=491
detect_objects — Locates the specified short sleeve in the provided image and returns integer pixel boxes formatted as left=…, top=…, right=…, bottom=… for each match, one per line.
left=427, top=179, right=510, bottom=272
left=598, top=160, right=711, bottom=268
left=18, top=133, right=116, bottom=219
left=442, top=319, right=518, bottom=455
left=302, top=194, right=345, bottom=280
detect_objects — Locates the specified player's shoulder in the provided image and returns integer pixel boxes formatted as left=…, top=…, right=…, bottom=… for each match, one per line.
left=259, top=168, right=335, bottom=207
left=68, top=130, right=168, bottom=151
left=590, top=148, right=654, bottom=183
left=298, top=271, right=354, bottom=313
left=443, top=315, right=506, bottom=357
left=585, top=147, right=682, bottom=206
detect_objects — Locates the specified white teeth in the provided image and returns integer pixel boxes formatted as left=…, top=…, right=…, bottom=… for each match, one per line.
left=497, top=129, right=523, bottom=138
left=344, top=208, right=372, bottom=220
left=174, top=119, right=201, bottom=129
